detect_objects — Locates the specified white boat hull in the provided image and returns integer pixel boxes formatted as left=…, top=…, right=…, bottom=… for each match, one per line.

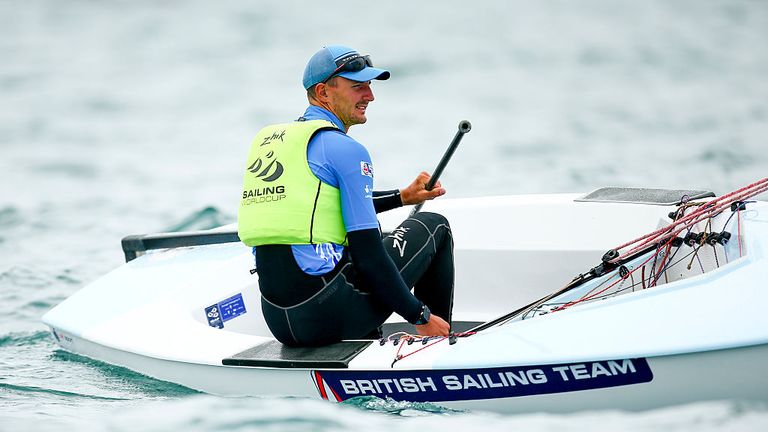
left=43, top=189, right=768, bottom=413
left=50, top=326, right=768, bottom=413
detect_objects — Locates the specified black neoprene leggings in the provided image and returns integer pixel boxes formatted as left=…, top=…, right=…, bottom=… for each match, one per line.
left=257, top=212, right=454, bottom=346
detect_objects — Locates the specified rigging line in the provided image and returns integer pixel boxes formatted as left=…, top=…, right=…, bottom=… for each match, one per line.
left=472, top=239, right=670, bottom=332
left=647, top=241, right=663, bottom=288
left=651, top=222, right=698, bottom=287
left=738, top=208, right=743, bottom=258
left=652, top=242, right=711, bottom=283
left=390, top=332, right=477, bottom=366
left=474, top=192, right=755, bottom=331
left=611, top=177, right=767, bottom=253
left=686, top=218, right=713, bottom=272
left=694, top=244, right=706, bottom=273
left=651, top=241, right=694, bottom=286
left=714, top=240, right=720, bottom=267
left=630, top=211, right=720, bottom=268
left=562, top=247, right=721, bottom=311
left=572, top=241, right=708, bottom=306
left=581, top=269, right=619, bottom=299
left=613, top=180, right=768, bottom=260
left=471, top=179, right=765, bottom=336
left=721, top=202, right=742, bottom=229
left=644, top=216, right=704, bottom=288
left=559, top=225, right=704, bottom=311
left=582, top=278, right=647, bottom=302
left=624, top=183, right=768, bottom=258
left=717, top=200, right=745, bottom=265
left=522, top=301, right=570, bottom=320
left=652, top=243, right=673, bottom=288
left=608, top=279, right=646, bottom=296
left=684, top=242, right=704, bottom=273
left=543, top=204, right=724, bottom=312
left=552, top=249, right=660, bottom=311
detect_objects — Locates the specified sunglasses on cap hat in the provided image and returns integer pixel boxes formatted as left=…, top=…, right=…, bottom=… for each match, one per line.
left=322, top=54, right=374, bottom=83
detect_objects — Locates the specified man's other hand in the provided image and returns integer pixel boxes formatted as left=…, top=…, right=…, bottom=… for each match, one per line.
left=415, top=314, right=450, bottom=337
left=400, top=171, right=446, bottom=205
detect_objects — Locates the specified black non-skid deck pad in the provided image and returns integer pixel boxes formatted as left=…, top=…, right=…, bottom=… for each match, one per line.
left=221, top=322, right=483, bottom=369
left=576, top=187, right=715, bottom=206
left=222, top=340, right=371, bottom=369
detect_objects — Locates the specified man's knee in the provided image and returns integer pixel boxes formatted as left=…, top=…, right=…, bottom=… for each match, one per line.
left=412, top=211, right=450, bottom=229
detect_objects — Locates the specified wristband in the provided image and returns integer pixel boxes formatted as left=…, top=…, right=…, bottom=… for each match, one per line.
left=414, top=304, right=431, bottom=325
left=372, top=189, right=403, bottom=213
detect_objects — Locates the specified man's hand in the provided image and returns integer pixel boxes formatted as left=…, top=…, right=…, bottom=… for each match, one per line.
left=415, top=314, right=450, bottom=337
left=400, top=171, right=446, bottom=205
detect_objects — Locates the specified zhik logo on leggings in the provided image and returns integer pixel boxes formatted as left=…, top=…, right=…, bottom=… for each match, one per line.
left=388, top=227, right=409, bottom=257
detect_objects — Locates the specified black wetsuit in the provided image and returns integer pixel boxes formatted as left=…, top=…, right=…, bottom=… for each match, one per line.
left=257, top=210, right=454, bottom=346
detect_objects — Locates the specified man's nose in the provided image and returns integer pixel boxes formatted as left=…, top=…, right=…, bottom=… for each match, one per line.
left=363, top=85, right=374, bottom=101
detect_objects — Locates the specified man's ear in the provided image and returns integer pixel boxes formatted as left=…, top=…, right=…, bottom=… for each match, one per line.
left=314, top=83, right=329, bottom=101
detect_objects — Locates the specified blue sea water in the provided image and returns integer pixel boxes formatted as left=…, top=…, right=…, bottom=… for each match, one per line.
left=1, top=0, right=767, bottom=430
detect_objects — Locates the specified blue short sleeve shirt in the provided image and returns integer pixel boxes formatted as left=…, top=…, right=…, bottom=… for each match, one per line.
left=287, top=106, right=380, bottom=275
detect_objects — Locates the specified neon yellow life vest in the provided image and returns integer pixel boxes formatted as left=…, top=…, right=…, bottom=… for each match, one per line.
left=237, top=120, right=348, bottom=246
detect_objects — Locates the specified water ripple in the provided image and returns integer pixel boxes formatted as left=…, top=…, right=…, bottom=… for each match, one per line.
left=342, top=396, right=460, bottom=416
left=0, top=266, right=82, bottom=289
left=50, top=350, right=200, bottom=397
left=0, top=206, right=22, bottom=229
left=0, top=330, right=51, bottom=347
left=0, top=382, right=129, bottom=401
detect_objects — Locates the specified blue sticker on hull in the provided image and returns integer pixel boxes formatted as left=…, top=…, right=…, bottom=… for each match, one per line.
left=205, top=293, right=247, bottom=329
left=205, top=304, right=224, bottom=328
left=314, top=358, right=653, bottom=402
left=219, top=293, right=246, bottom=322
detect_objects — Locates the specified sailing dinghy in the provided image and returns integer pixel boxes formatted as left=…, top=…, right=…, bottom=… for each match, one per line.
left=42, top=179, right=768, bottom=413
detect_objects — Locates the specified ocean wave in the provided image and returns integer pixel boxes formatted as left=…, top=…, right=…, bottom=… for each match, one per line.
left=50, top=350, right=199, bottom=397
left=28, top=161, right=99, bottom=179
left=0, top=206, right=22, bottom=229
left=342, top=395, right=460, bottom=416
left=0, top=330, right=52, bottom=347
left=4, top=395, right=766, bottom=432
left=0, top=265, right=82, bottom=289
left=0, top=382, right=128, bottom=401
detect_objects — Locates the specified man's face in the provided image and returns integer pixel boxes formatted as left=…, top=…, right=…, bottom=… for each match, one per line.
left=325, top=78, right=375, bottom=130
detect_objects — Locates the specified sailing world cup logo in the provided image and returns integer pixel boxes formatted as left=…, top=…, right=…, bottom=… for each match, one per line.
left=241, top=128, right=289, bottom=206
left=248, top=150, right=284, bottom=182
left=248, top=129, right=287, bottom=182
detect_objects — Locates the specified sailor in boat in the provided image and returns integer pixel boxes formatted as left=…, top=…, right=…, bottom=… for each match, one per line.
left=237, top=45, right=455, bottom=346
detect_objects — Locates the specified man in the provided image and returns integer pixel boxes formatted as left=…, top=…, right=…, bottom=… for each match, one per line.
left=238, top=45, right=454, bottom=346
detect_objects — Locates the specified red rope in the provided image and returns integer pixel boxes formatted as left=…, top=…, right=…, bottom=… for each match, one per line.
left=555, top=179, right=765, bottom=313
left=552, top=248, right=662, bottom=311
left=611, top=178, right=767, bottom=252
left=612, top=179, right=768, bottom=261
left=620, top=188, right=763, bottom=259
left=389, top=332, right=476, bottom=366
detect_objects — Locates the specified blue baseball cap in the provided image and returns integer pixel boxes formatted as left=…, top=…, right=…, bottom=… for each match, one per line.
left=302, top=45, right=390, bottom=90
